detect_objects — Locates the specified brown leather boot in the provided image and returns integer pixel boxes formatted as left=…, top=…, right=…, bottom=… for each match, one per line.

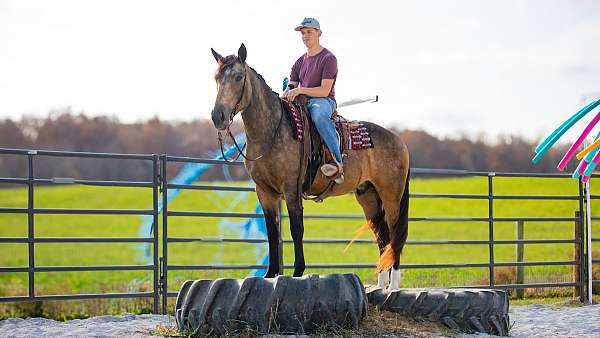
left=320, top=161, right=344, bottom=184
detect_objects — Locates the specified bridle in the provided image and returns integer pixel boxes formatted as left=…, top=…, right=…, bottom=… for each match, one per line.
left=217, top=64, right=284, bottom=163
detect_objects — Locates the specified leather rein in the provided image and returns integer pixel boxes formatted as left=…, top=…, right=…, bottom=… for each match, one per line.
left=218, top=66, right=284, bottom=163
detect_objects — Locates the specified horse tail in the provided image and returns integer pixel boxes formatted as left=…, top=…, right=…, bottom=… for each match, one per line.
left=376, top=169, right=410, bottom=272
left=343, top=220, right=373, bottom=252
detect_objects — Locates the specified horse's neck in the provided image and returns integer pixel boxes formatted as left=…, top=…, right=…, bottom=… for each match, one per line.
left=241, top=68, right=283, bottom=146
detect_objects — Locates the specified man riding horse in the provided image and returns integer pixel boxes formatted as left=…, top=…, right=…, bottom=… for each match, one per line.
left=281, top=18, right=344, bottom=184
left=210, top=19, right=410, bottom=290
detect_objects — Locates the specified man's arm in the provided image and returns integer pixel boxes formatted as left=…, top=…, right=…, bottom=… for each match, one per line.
left=284, top=79, right=334, bottom=100
left=296, top=79, right=334, bottom=97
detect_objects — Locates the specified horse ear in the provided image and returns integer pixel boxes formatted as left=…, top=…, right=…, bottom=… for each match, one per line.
left=211, top=48, right=224, bottom=64
left=238, top=43, right=247, bottom=64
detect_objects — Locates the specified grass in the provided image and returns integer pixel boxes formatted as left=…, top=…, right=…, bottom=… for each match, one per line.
left=146, top=304, right=451, bottom=338
left=1, top=175, right=599, bottom=319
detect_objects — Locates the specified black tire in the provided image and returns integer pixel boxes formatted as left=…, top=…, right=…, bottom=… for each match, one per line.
left=175, top=273, right=367, bottom=336
left=366, top=287, right=510, bottom=336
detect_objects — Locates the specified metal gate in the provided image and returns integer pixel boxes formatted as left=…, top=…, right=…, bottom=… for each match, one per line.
left=0, top=147, right=596, bottom=314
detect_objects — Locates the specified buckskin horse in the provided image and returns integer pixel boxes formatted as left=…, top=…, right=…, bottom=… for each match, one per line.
left=210, top=44, right=410, bottom=290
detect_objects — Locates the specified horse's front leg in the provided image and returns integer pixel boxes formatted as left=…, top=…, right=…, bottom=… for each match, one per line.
left=256, top=186, right=281, bottom=278
left=284, top=192, right=305, bottom=277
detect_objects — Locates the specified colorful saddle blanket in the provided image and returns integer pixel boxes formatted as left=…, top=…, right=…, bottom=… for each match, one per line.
left=348, top=125, right=374, bottom=150
left=281, top=99, right=375, bottom=151
left=281, top=98, right=374, bottom=194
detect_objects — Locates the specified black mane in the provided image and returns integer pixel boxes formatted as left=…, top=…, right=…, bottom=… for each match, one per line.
left=215, top=55, right=278, bottom=97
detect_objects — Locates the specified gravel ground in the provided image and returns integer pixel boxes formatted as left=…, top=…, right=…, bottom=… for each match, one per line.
left=0, top=314, right=175, bottom=337
left=461, top=303, right=600, bottom=338
left=1, top=304, right=599, bottom=337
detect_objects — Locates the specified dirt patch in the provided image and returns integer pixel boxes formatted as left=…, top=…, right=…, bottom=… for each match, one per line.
left=150, top=305, right=454, bottom=337
left=352, top=305, right=453, bottom=338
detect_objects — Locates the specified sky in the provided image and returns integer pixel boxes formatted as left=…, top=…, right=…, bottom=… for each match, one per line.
left=1, top=0, right=599, bottom=142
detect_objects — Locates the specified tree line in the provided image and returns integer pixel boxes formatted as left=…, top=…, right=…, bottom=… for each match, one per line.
left=0, top=110, right=569, bottom=182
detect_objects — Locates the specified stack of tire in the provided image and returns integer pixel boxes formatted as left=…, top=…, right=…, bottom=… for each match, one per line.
left=175, top=274, right=509, bottom=336
left=175, top=273, right=367, bottom=336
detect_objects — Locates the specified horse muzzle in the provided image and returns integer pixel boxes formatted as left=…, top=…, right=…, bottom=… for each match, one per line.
left=211, top=109, right=230, bottom=131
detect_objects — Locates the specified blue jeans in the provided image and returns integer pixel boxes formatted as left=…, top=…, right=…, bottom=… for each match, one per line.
left=307, top=97, right=342, bottom=164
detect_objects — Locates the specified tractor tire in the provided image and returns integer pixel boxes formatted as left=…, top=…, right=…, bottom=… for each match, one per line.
left=366, top=286, right=510, bottom=336
left=175, top=273, right=367, bottom=336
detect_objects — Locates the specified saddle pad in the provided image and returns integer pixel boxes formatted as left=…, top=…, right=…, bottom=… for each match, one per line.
left=282, top=99, right=304, bottom=141
left=347, top=124, right=374, bottom=150
left=283, top=98, right=374, bottom=151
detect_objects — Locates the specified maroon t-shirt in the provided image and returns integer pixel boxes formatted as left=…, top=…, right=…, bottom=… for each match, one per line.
left=290, top=48, right=337, bottom=102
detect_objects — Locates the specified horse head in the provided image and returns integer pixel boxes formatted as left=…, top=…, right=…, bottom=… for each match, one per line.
left=210, top=43, right=250, bottom=131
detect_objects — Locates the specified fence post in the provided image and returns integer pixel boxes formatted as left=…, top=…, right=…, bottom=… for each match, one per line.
left=27, top=151, right=35, bottom=300
left=152, top=154, right=160, bottom=314
left=574, top=211, right=582, bottom=300
left=161, top=155, right=169, bottom=314
left=516, top=221, right=524, bottom=298
left=488, top=173, right=495, bottom=287
left=585, top=180, right=594, bottom=304
left=577, top=181, right=588, bottom=303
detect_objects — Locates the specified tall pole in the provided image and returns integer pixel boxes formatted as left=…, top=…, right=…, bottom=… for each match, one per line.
left=585, top=179, right=593, bottom=304
left=580, top=93, right=597, bottom=304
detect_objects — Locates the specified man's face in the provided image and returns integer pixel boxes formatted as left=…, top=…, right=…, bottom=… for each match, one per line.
left=300, top=28, right=321, bottom=48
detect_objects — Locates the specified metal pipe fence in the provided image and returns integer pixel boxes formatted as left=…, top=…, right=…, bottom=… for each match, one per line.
left=0, top=148, right=160, bottom=313
left=0, top=147, right=597, bottom=314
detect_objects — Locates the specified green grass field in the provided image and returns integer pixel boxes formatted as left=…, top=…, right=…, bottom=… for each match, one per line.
left=1, top=176, right=599, bottom=318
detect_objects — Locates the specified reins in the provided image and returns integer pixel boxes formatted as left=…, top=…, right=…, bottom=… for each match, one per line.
left=217, top=65, right=285, bottom=163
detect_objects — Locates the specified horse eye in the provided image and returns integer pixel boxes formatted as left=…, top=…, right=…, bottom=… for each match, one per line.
left=235, top=75, right=243, bottom=82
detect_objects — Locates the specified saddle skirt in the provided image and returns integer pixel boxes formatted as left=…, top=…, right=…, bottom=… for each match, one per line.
left=281, top=97, right=375, bottom=198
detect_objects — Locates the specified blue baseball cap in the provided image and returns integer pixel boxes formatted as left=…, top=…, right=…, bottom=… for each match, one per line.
left=295, top=17, right=321, bottom=31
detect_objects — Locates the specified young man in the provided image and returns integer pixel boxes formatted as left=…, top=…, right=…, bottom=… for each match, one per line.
left=281, top=17, right=344, bottom=184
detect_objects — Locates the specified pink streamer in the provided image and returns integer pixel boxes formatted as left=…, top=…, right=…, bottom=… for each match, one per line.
left=557, top=111, right=600, bottom=171
left=578, top=160, right=589, bottom=175
left=592, top=149, right=600, bottom=165
left=582, top=150, right=600, bottom=182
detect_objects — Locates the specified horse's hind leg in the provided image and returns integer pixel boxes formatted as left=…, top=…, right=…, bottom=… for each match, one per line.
left=256, top=186, right=282, bottom=278
left=355, top=181, right=390, bottom=287
left=371, top=169, right=410, bottom=290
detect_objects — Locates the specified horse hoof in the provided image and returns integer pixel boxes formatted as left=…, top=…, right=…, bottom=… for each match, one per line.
left=386, top=285, right=400, bottom=292
left=389, top=267, right=402, bottom=290
left=293, top=265, right=305, bottom=277
left=263, top=271, right=278, bottom=278
left=377, top=270, right=390, bottom=288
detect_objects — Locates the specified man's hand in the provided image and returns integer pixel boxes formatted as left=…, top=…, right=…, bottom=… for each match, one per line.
left=281, top=88, right=302, bottom=101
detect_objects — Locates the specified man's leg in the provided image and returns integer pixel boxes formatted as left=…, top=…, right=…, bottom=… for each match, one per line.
left=307, top=98, right=344, bottom=181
